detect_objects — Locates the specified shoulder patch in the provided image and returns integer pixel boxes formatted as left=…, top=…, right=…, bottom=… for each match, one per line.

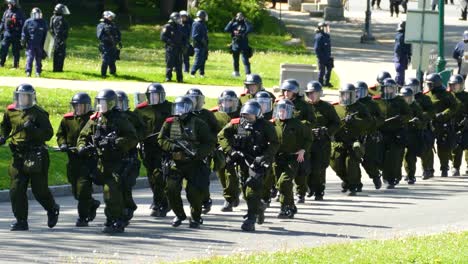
left=63, top=112, right=74, bottom=118
left=136, top=101, right=148, bottom=109
left=240, top=92, right=247, bottom=96
left=372, top=95, right=382, bottom=100
left=423, top=90, right=430, bottom=95
left=90, top=112, right=100, bottom=120
left=230, top=117, right=240, bottom=124
left=165, top=117, right=175, bottom=123
left=7, top=103, right=16, bottom=110
left=210, top=106, right=219, bottom=112
left=332, top=101, right=339, bottom=105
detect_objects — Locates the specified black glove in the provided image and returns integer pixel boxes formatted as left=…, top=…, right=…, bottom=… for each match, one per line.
left=77, top=145, right=93, bottom=157
left=344, top=114, right=355, bottom=123
left=171, top=143, right=182, bottom=152
left=0, top=136, right=6, bottom=145
left=254, top=156, right=265, bottom=166
left=59, top=144, right=68, bottom=152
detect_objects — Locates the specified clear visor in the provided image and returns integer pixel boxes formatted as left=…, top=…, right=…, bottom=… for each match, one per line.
left=117, top=98, right=129, bottom=111
left=15, top=92, right=36, bottom=110
left=95, top=99, right=115, bottom=113
left=31, top=11, right=42, bottom=19
left=187, top=94, right=205, bottom=111
left=356, top=88, right=368, bottom=99
left=382, top=86, right=397, bottom=100
left=147, top=92, right=166, bottom=105
left=240, top=104, right=261, bottom=117
left=172, top=102, right=192, bottom=116
left=449, top=83, right=464, bottom=93
left=61, top=6, right=71, bottom=15
left=218, top=97, right=239, bottom=114
left=241, top=113, right=256, bottom=123
left=273, top=104, right=294, bottom=120
left=245, top=84, right=259, bottom=95
left=306, top=91, right=322, bottom=103
left=403, top=95, right=414, bottom=105
left=424, top=82, right=435, bottom=91
left=339, top=91, right=356, bottom=106
left=256, top=97, right=272, bottom=114
left=134, top=92, right=146, bottom=106
left=71, top=103, right=91, bottom=116
left=410, top=84, right=421, bottom=94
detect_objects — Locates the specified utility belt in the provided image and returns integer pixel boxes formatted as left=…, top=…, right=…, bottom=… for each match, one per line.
left=10, top=143, right=47, bottom=174
left=9, top=143, right=46, bottom=156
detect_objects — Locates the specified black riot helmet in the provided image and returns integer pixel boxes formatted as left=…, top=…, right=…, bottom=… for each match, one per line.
left=448, top=74, right=465, bottom=93
left=424, top=73, right=443, bottom=91
left=14, top=84, right=36, bottom=110
left=218, top=90, right=239, bottom=114
left=255, top=91, right=273, bottom=114
left=115, top=90, right=129, bottom=111
left=404, top=78, right=421, bottom=94
left=355, top=81, right=369, bottom=99
left=70, top=92, right=92, bottom=116
left=305, top=81, right=323, bottom=103
left=273, top=99, right=295, bottom=120
left=381, top=78, right=398, bottom=100
left=7, top=0, right=16, bottom=6
left=95, top=89, right=117, bottom=113
left=240, top=99, right=262, bottom=123
left=31, top=7, right=42, bottom=19
left=54, top=4, right=70, bottom=15
left=169, top=12, right=181, bottom=24
left=399, top=86, right=414, bottom=105
left=397, top=21, right=406, bottom=32
left=377, top=71, right=392, bottom=85
left=146, top=83, right=166, bottom=105
left=244, top=74, right=263, bottom=95
left=196, top=10, right=208, bottom=21
left=172, top=96, right=193, bottom=117
left=280, top=79, right=300, bottom=94
left=339, top=83, right=357, bottom=106
left=186, top=88, right=205, bottom=111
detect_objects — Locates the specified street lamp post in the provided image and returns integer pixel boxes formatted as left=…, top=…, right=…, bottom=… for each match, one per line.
left=436, top=0, right=446, bottom=72
left=361, top=0, right=375, bottom=43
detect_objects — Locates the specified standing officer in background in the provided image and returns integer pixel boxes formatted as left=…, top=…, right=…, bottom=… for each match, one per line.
left=161, top=12, right=185, bottom=83
left=50, top=3, right=70, bottom=72
left=241, top=74, right=276, bottom=104
left=190, top=10, right=208, bottom=78
left=97, top=11, right=121, bottom=78
left=77, top=89, right=138, bottom=234
left=0, top=0, right=24, bottom=68
left=0, top=84, right=60, bottom=231
left=158, top=96, right=216, bottom=228
left=134, top=83, right=173, bottom=217
left=56, top=92, right=100, bottom=227
left=425, top=73, right=459, bottom=177
left=314, top=22, right=333, bottom=87
left=394, top=21, right=412, bottom=86
left=180, top=11, right=193, bottom=74
left=21, top=7, right=47, bottom=77
left=225, top=12, right=253, bottom=77
left=453, top=31, right=468, bottom=79
left=304, top=81, right=340, bottom=200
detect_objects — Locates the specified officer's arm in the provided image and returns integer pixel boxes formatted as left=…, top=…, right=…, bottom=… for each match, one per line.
left=245, top=21, right=253, bottom=34
left=56, top=118, right=67, bottom=146
left=0, top=112, right=12, bottom=138
left=439, top=93, right=461, bottom=121
left=29, top=111, right=54, bottom=142
left=224, top=21, right=234, bottom=33
left=116, top=26, right=122, bottom=43
left=217, top=123, right=235, bottom=154
left=348, top=106, right=372, bottom=134
left=96, top=24, right=103, bottom=39
left=157, top=122, right=174, bottom=152
left=306, top=104, right=317, bottom=128
left=195, top=119, right=216, bottom=159
left=399, top=99, right=412, bottom=124
left=326, top=103, right=341, bottom=136
left=453, top=43, right=462, bottom=60
left=77, top=120, right=93, bottom=149
left=191, top=22, right=201, bottom=42
left=421, top=97, right=435, bottom=120
left=21, top=21, right=28, bottom=42
left=130, top=111, right=147, bottom=141
left=263, top=122, right=279, bottom=163
left=115, top=118, right=138, bottom=152
left=207, top=110, right=222, bottom=134
left=0, top=12, right=5, bottom=32
left=413, top=104, right=426, bottom=129
left=160, top=26, right=170, bottom=43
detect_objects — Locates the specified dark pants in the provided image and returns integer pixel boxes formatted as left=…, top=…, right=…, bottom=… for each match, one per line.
left=0, top=35, right=21, bottom=67
left=53, top=39, right=66, bottom=72
left=318, top=61, right=332, bottom=86
left=402, top=0, right=408, bottom=12
left=395, top=62, right=407, bottom=86
left=67, top=155, right=98, bottom=220
left=461, top=6, right=467, bottom=19
left=390, top=2, right=400, bottom=16
left=308, top=138, right=331, bottom=197
left=183, top=50, right=190, bottom=72
left=143, top=150, right=169, bottom=210
left=232, top=49, right=251, bottom=74
left=100, top=47, right=117, bottom=76
left=191, top=47, right=207, bottom=76
left=25, top=45, right=44, bottom=74
left=372, top=0, right=381, bottom=7
left=165, top=47, right=183, bottom=82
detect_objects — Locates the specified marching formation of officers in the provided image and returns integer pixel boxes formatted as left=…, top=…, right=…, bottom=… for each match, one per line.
left=1, top=69, right=468, bottom=234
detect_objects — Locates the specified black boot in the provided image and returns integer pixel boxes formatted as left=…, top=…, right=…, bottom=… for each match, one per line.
left=102, top=220, right=125, bottom=234
left=373, top=176, right=382, bottom=190
left=441, top=170, right=448, bottom=177
left=407, top=176, right=416, bottom=185
left=270, top=187, right=278, bottom=199
left=75, top=218, right=89, bottom=227
left=10, top=220, right=29, bottom=231
left=202, top=198, right=212, bottom=214
left=171, top=215, right=186, bottom=227
left=88, top=200, right=101, bottom=222
left=296, top=195, right=305, bottom=204
left=257, top=201, right=267, bottom=225
left=47, top=204, right=60, bottom=228
left=277, top=205, right=295, bottom=219
left=189, top=217, right=203, bottom=228
left=221, top=200, right=233, bottom=212
left=241, top=217, right=256, bottom=231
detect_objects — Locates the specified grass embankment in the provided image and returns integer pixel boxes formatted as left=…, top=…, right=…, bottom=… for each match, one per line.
left=185, top=231, right=468, bottom=264
left=0, top=86, right=217, bottom=190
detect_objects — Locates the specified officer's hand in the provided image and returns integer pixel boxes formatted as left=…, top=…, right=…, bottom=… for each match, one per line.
left=23, top=120, right=36, bottom=130
left=254, top=156, right=265, bottom=166
left=296, top=149, right=305, bottom=163
left=77, top=145, right=92, bottom=157
left=171, top=143, right=182, bottom=152
left=0, top=136, right=6, bottom=145
left=59, top=144, right=68, bottom=152
left=344, top=114, right=354, bottom=123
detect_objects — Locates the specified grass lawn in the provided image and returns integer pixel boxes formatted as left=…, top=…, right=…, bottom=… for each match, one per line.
left=0, top=12, right=339, bottom=88
left=0, top=86, right=218, bottom=190
left=185, top=231, right=468, bottom=264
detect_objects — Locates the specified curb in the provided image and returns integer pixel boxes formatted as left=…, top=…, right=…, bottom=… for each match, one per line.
left=0, top=173, right=219, bottom=203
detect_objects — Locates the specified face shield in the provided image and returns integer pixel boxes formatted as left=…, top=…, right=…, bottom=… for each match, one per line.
left=339, top=91, right=356, bottom=106
left=172, top=101, right=192, bottom=116
left=240, top=103, right=262, bottom=119
left=241, top=113, right=256, bottom=123
left=449, top=83, right=464, bottom=93
left=356, top=87, right=368, bottom=99
left=187, top=94, right=205, bottom=111
left=15, top=91, right=36, bottom=110
left=410, top=84, right=421, bottom=94
left=283, top=90, right=297, bottom=100
left=71, top=103, right=92, bottom=116
left=146, top=91, right=166, bottom=105
left=95, top=98, right=115, bottom=113
left=402, top=95, right=415, bottom=105
left=218, top=97, right=239, bottom=113
left=273, top=103, right=294, bottom=120
left=31, top=10, right=42, bottom=20
left=382, top=85, right=398, bottom=100
left=256, top=97, right=272, bottom=114
left=117, top=98, right=129, bottom=111
left=306, top=91, right=322, bottom=103
left=61, top=6, right=71, bottom=15
left=245, top=84, right=260, bottom=95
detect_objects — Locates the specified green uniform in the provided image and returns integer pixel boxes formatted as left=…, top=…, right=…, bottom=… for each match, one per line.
left=307, top=99, right=340, bottom=198
left=414, top=92, right=435, bottom=175
left=158, top=114, right=216, bottom=223
left=403, top=102, right=426, bottom=179
left=428, top=88, right=460, bottom=172
left=134, top=101, right=172, bottom=211
left=274, top=118, right=312, bottom=210
left=1, top=104, right=58, bottom=222
left=331, top=102, right=372, bottom=192
left=375, top=96, right=411, bottom=184
left=218, top=117, right=279, bottom=221
left=451, top=91, right=468, bottom=170
left=359, top=96, right=385, bottom=180
left=56, top=111, right=99, bottom=221
left=77, top=110, right=138, bottom=223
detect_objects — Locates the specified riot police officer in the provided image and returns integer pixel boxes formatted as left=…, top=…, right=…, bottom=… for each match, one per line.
left=190, top=10, right=208, bottom=77
left=452, top=31, right=468, bottom=79
left=241, top=74, right=276, bottom=104
left=331, top=84, right=372, bottom=195
left=50, top=3, right=70, bottom=72
left=180, top=10, right=193, bottom=73
left=0, top=0, right=24, bottom=68
left=134, top=83, right=173, bottom=217
left=394, top=21, right=412, bottom=86
left=374, top=78, right=411, bottom=188
left=305, top=81, right=341, bottom=200
left=314, top=22, right=333, bottom=87
left=369, top=71, right=392, bottom=96
left=56, top=92, right=100, bottom=227
left=77, top=89, right=138, bottom=234
left=255, top=91, right=273, bottom=120
left=355, top=81, right=384, bottom=189
left=21, top=7, right=47, bottom=77
left=97, top=11, right=121, bottom=77
left=425, top=73, right=460, bottom=177
left=161, top=12, right=185, bottom=83
left=0, top=84, right=59, bottom=231
left=158, top=96, right=216, bottom=228
left=218, top=100, right=279, bottom=231
left=273, top=99, right=312, bottom=218
left=225, top=12, right=253, bottom=77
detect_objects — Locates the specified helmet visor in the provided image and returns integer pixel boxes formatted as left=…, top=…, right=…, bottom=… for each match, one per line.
left=147, top=92, right=166, bottom=105
left=410, top=84, right=421, bottom=94
left=240, top=104, right=261, bottom=117
left=356, top=87, right=368, bottom=99
left=273, top=103, right=294, bottom=120
left=31, top=10, right=42, bottom=19
left=245, top=84, right=260, bottom=95
left=449, top=83, right=464, bottom=93
left=339, top=91, right=356, bottom=106
left=187, top=94, right=205, bottom=111
left=306, top=91, right=322, bottom=103
left=403, top=95, right=414, bottom=105
left=218, top=97, right=239, bottom=113
left=15, top=92, right=36, bottom=110
left=256, top=97, right=272, bottom=114
left=95, top=98, right=115, bottom=113
left=116, top=98, right=129, bottom=111
left=71, top=103, right=92, bottom=116
left=382, top=85, right=397, bottom=100
left=172, top=102, right=192, bottom=116
left=62, top=6, right=70, bottom=15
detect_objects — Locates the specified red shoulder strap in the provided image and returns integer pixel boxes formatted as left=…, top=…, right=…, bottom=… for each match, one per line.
left=90, top=112, right=100, bottom=120
left=63, top=112, right=74, bottom=118
left=7, top=103, right=16, bottom=110
left=165, top=117, right=175, bottom=123
left=423, top=90, right=430, bottom=94
left=240, top=92, right=247, bottom=96
left=210, top=106, right=219, bottom=112
left=369, top=84, right=378, bottom=90
left=332, top=101, right=339, bottom=105
left=230, top=117, right=240, bottom=124
left=136, top=101, right=148, bottom=109
left=372, top=95, right=382, bottom=100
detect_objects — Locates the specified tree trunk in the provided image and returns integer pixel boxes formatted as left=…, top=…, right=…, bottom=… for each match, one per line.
left=160, top=0, right=175, bottom=18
